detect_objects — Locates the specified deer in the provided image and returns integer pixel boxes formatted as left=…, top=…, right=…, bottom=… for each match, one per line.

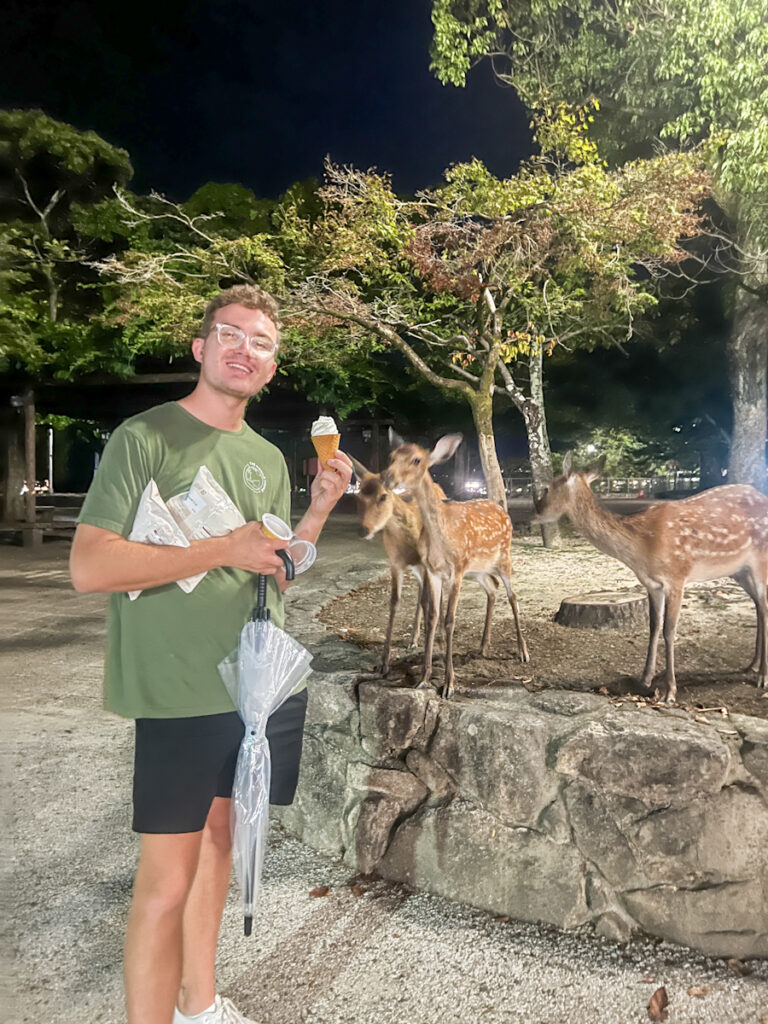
left=351, top=456, right=502, bottom=677
left=532, top=452, right=768, bottom=703
left=382, top=433, right=529, bottom=698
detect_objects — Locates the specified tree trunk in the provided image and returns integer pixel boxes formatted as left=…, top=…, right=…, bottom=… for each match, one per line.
left=1, top=416, right=25, bottom=521
left=525, top=349, right=560, bottom=548
left=470, top=397, right=508, bottom=509
left=728, top=272, right=768, bottom=493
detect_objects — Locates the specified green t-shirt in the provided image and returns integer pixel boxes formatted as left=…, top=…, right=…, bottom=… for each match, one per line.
left=78, top=401, right=292, bottom=719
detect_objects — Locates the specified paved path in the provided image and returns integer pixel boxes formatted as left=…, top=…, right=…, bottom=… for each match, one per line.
left=1, top=519, right=766, bottom=1024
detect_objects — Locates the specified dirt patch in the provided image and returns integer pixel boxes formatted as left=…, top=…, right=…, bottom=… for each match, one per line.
left=318, top=533, right=768, bottom=721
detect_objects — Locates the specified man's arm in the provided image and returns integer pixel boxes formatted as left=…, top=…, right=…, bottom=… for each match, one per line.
left=70, top=521, right=287, bottom=594
left=291, top=451, right=354, bottom=548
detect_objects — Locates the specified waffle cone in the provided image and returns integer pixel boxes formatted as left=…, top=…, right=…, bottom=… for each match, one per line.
left=312, top=433, right=340, bottom=469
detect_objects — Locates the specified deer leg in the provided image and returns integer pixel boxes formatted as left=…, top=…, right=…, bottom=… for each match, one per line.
left=379, top=568, right=402, bottom=676
left=660, top=584, right=684, bottom=704
left=407, top=565, right=425, bottom=649
left=476, top=574, right=499, bottom=656
left=442, top=577, right=463, bottom=699
left=640, top=585, right=665, bottom=690
left=418, top=572, right=442, bottom=690
left=732, top=568, right=767, bottom=682
left=498, top=572, right=530, bottom=664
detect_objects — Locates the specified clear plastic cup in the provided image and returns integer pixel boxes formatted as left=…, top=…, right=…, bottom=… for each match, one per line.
left=261, top=513, right=317, bottom=574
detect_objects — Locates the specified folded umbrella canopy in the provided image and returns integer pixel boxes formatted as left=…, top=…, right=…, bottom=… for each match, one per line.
left=220, top=563, right=313, bottom=936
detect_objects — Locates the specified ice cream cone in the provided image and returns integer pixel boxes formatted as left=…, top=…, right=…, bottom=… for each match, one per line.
left=312, top=433, right=340, bottom=469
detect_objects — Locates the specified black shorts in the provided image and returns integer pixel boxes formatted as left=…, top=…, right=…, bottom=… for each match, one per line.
left=132, top=689, right=308, bottom=834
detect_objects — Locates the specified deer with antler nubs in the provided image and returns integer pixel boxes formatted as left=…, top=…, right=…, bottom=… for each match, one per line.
left=533, top=453, right=768, bottom=703
left=383, top=433, right=529, bottom=698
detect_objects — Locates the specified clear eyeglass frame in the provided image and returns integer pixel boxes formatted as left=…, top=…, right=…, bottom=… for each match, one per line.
left=212, top=322, right=278, bottom=359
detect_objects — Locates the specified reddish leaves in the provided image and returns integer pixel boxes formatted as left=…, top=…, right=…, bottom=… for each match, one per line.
left=648, top=986, right=669, bottom=1021
left=309, top=885, right=330, bottom=898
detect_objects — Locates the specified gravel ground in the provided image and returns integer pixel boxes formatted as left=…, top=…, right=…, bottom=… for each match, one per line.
left=2, top=523, right=767, bottom=1024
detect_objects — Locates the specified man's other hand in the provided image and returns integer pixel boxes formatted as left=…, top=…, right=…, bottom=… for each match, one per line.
left=309, top=450, right=353, bottom=516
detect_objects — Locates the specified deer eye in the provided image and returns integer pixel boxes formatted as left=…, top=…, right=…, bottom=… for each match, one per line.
left=412, top=457, right=421, bottom=465
left=378, top=494, right=387, bottom=503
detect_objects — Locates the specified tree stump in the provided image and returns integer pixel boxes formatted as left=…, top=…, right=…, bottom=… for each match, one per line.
left=554, top=591, right=649, bottom=630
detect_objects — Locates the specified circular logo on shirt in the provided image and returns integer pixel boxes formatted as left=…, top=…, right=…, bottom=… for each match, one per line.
left=243, top=462, right=267, bottom=493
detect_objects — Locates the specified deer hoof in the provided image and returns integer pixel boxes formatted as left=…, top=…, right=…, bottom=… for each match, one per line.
left=519, top=649, right=530, bottom=664
left=441, top=684, right=454, bottom=699
left=414, top=679, right=432, bottom=691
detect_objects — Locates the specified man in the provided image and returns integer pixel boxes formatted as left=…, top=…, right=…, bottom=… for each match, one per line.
left=70, top=284, right=352, bottom=1024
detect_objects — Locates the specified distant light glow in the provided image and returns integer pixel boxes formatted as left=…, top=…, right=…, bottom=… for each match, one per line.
left=464, top=480, right=486, bottom=493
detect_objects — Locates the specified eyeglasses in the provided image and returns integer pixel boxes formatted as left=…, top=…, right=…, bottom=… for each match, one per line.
left=210, top=322, right=278, bottom=359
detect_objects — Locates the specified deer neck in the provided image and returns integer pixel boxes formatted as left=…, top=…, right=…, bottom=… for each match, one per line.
left=568, top=484, right=639, bottom=568
left=412, top=474, right=454, bottom=572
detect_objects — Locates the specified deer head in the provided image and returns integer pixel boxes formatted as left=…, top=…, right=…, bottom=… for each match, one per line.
left=351, top=456, right=399, bottom=539
left=383, top=433, right=463, bottom=494
left=532, top=451, right=606, bottom=523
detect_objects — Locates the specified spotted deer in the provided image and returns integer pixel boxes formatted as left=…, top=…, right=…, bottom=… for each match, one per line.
left=382, top=433, right=529, bottom=698
left=533, top=452, right=768, bottom=702
left=351, top=457, right=502, bottom=677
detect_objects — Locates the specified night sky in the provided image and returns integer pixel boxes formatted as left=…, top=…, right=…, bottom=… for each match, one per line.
left=1, top=0, right=531, bottom=200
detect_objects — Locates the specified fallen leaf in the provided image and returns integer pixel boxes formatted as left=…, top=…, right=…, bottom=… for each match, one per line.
left=686, top=986, right=709, bottom=998
left=494, top=915, right=510, bottom=923
left=727, top=958, right=753, bottom=976
left=648, top=986, right=669, bottom=1021
left=759, top=1014, right=768, bottom=1024
left=642, top=977, right=656, bottom=984
left=350, top=884, right=367, bottom=897
left=599, top=686, right=610, bottom=696
left=309, top=886, right=330, bottom=898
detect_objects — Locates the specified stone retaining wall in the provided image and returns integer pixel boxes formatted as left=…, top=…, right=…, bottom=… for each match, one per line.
left=276, top=675, right=768, bottom=959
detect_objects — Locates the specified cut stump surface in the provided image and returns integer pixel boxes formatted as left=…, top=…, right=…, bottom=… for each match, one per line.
left=554, top=591, right=649, bottom=630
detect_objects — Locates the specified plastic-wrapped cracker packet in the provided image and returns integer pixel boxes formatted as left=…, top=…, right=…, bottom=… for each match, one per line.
left=127, top=480, right=205, bottom=599
left=167, top=465, right=246, bottom=542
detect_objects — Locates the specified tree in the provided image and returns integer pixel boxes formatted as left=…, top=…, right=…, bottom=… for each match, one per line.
left=0, top=109, right=132, bottom=521
left=282, top=112, right=707, bottom=544
left=430, top=0, right=768, bottom=491
left=93, top=182, right=396, bottom=420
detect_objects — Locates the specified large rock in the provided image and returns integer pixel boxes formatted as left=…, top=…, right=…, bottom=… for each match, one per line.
left=426, top=702, right=561, bottom=828
left=283, top=666, right=768, bottom=958
left=555, top=709, right=733, bottom=807
left=380, top=802, right=590, bottom=930
left=623, top=880, right=768, bottom=959
left=732, top=713, right=768, bottom=791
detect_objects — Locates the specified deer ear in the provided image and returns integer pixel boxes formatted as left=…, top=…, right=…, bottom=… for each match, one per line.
left=429, top=433, right=463, bottom=466
left=388, top=427, right=405, bottom=450
left=562, top=451, right=574, bottom=478
left=585, top=454, right=606, bottom=483
left=349, top=456, right=371, bottom=481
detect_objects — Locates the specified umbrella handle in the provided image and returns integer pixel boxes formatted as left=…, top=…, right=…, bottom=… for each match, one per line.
left=253, top=550, right=295, bottom=620
left=277, top=548, right=295, bottom=581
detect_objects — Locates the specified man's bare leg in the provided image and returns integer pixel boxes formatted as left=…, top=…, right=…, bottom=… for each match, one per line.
left=177, top=797, right=234, bottom=1015
left=125, top=831, right=203, bottom=1024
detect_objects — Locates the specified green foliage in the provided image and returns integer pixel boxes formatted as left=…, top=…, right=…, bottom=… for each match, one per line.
left=0, top=110, right=133, bottom=377
left=430, top=0, right=768, bottom=240
left=283, top=109, right=707, bottom=387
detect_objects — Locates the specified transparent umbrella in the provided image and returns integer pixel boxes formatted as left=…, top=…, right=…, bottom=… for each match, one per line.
left=219, top=561, right=313, bottom=935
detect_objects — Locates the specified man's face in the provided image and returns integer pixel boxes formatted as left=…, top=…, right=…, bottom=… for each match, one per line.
left=192, top=303, right=278, bottom=400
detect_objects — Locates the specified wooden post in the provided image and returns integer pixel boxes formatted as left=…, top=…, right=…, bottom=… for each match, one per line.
left=23, top=389, right=41, bottom=548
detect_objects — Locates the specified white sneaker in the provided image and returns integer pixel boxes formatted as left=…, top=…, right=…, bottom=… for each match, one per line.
left=173, top=994, right=257, bottom=1024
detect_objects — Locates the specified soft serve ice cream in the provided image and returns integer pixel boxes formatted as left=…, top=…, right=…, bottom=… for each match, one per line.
left=310, top=415, right=340, bottom=469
